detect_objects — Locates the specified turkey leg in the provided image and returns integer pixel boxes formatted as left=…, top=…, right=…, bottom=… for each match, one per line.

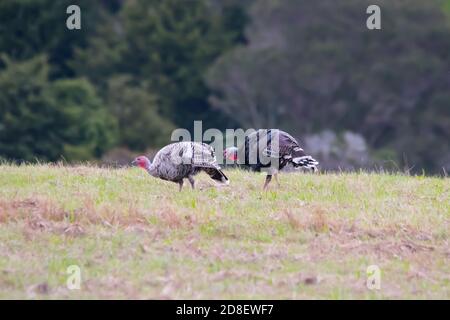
left=178, top=180, right=184, bottom=192
left=188, top=176, right=195, bottom=189
left=263, top=175, right=272, bottom=190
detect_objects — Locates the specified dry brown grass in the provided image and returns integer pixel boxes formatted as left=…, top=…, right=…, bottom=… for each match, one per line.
left=282, top=206, right=330, bottom=233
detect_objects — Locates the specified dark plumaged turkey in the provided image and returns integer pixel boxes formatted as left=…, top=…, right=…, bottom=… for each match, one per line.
left=224, top=129, right=318, bottom=189
left=133, top=142, right=229, bottom=191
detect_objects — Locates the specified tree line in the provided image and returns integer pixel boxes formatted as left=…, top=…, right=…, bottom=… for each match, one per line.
left=0, top=0, right=449, bottom=173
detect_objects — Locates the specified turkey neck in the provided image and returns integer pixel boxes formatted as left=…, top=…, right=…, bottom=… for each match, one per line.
left=146, top=162, right=158, bottom=177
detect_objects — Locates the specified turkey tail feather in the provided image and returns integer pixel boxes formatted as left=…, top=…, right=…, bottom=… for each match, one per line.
left=291, top=155, right=319, bottom=171
left=204, top=167, right=230, bottom=185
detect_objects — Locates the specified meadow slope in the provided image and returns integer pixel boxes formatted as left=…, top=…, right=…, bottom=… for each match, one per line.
left=0, top=164, right=448, bottom=299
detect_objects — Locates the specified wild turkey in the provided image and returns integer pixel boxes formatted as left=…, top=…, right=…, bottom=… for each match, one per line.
left=132, top=141, right=229, bottom=191
left=224, top=129, right=318, bottom=189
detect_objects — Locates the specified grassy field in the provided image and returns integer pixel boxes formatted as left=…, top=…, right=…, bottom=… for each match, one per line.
left=0, top=164, right=448, bottom=299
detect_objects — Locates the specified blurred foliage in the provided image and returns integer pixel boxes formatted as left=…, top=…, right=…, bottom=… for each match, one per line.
left=0, top=0, right=111, bottom=78
left=73, top=0, right=246, bottom=131
left=106, top=75, right=175, bottom=151
left=443, top=0, right=450, bottom=15
left=0, top=55, right=116, bottom=161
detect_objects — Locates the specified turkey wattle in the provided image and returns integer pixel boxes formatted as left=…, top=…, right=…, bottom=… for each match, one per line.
left=132, top=142, right=229, bottom=191
left=224, top=129, right=318, bottom=189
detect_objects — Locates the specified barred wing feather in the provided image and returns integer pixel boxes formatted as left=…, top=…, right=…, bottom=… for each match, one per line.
left=172, top=142, right=219, bottom=169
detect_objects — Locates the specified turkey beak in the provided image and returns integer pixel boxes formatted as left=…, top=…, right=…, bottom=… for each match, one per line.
left=131, top=160, right=137, bottom=166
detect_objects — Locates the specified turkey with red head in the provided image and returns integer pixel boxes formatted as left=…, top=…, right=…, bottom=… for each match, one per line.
left=224, top=129, right=318, bottom=189
left=133, top=142, right=229, bottom=191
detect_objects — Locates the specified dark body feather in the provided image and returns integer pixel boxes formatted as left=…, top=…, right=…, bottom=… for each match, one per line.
left=238, top=129, right=318, bottom=172
left=236, top=129, right=318, bottom=189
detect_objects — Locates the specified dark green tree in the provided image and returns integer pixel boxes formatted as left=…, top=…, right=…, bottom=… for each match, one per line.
left=106, top=75, right=175, bottom=150
left=0, top=0, right=113, bottom=78
left=0, top=55, right=117, bottom=161
left=73, top=0, right=246, bottom=132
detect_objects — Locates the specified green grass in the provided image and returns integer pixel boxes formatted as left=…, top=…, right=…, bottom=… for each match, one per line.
left=0, top=164, right=448, bottom=299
